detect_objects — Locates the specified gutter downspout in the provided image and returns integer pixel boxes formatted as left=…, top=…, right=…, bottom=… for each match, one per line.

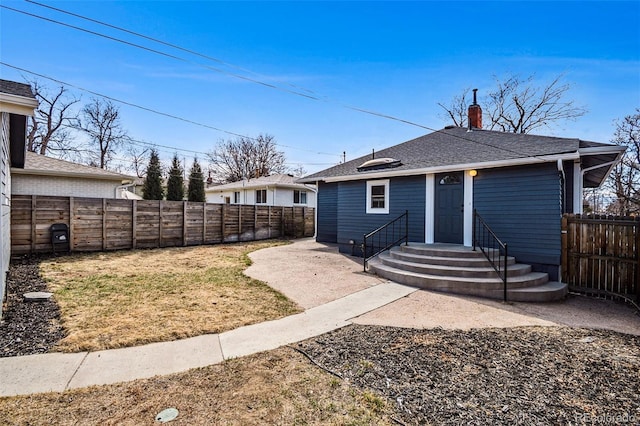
left=115, top=183, right=135, bottom=199
left=306, top=183, right=319, bottom=238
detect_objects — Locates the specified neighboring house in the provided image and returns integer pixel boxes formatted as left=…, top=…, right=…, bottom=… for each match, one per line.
left=299, top=104, right=625, bottom=283
left=1, top=79, right=38, bottom=318
left=205, top=174, right=316, bottom=207
left=11, top=151, right=139, bottom=199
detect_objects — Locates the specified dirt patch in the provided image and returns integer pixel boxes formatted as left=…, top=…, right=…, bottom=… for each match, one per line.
left=0, top=255, right=65, bottom=357
left=0, top=347, right=397, bottom=425
left=1, top=241, right=301, bottom=355
left=298, top=325, right=640, bottom=425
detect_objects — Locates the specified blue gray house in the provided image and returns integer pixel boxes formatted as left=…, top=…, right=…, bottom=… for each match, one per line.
left=299, top=105, right=624, bottom=300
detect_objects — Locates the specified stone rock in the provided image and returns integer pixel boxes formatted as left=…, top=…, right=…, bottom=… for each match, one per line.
left=23, top=292, right=53, bottom=302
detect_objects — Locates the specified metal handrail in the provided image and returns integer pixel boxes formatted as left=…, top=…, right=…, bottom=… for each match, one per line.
left=363, top=210, right=409, bottom=271
left=472, top=209, right=509, bottom=301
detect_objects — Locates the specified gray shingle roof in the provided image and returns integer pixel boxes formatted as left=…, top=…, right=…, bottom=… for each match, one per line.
left=13, top=151, right=135, bottom=181
left=206, top=173, right=311, bottom=192
left=300, top=127, right=617, bottom=182
left=0, top=79, right=35, bottom=99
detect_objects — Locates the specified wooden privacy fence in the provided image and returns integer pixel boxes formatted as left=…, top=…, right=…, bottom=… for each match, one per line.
left=10, top=195, right=315, bottom=254
left=562, top=213, right=639, bottom=304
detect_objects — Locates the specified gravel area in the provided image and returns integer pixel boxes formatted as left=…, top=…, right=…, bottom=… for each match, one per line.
left=298, top=324, right=640, bottom=425
left=0, top=255, right=65, bottom=357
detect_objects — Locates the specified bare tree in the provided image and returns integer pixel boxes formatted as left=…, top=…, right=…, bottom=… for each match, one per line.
left=124, top=144, right=150, bottom=178
left=289, top=164, right=307, bottom=177
left=605, top=109, right=640, bottom=215
left=27, top=80, right=81, bottom=156
left=438, top=74, right=587, bottom=134
left=208, top=134, right=286, bottom=182
left=79, top=98, right=128, bottom=169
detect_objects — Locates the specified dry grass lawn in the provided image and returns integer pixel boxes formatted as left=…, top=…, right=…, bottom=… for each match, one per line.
left=0, top=347, right=395, bottom=425
left=40, top=241, right=301, bottom=352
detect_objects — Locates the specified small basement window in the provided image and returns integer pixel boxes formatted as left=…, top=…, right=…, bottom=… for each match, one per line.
left=366, top=179, right=389, bottom=214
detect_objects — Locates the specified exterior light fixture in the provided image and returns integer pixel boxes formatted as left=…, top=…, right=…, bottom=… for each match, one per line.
left=469, top=170, right=478, bottom=177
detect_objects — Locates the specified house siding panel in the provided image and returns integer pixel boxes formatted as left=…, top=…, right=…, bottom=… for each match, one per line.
left=336, top=176, right=425, bottom=255
left=316, top=181, right=337, bottom=243
left=12, top=175, right=123, bottom=199
left=473, top=163, right=562, bottom=279
left=1, top=112, right=10, bottom=317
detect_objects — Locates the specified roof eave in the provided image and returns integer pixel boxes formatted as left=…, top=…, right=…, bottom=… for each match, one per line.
left=11, top=167, right=134, bottom=183
left=205, top=182, right=313, bottom=192
left=0, top=93, right=38, bottom=116
left=321, top=152, right=579, bottom=183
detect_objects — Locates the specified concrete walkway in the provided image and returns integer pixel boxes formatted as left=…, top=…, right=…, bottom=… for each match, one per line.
left=0, top=281, right=416, bottom=397
left=2, top=238, right=639, bottom=397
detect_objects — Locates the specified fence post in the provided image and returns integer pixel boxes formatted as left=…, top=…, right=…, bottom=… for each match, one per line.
left=561, top=214, right=568, bottom=283
left=254, top=206, right=258, bottom=239
left=158, top=201, right=164, bottom=248
left=30, top=195, right=36, bottom=253
left=132, top=199, right=137, bottom=250
left=221, top=204, right=226, bottom=242
left=69, top=196, right=75, bottom=252
left=202, top=202, right=207, bottom=244
left=183, top=201, right=188, bottom=247
left=102, top=199, right=108, bottom=251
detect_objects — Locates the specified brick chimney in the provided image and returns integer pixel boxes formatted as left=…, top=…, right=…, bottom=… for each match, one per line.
left=468, top=88, right=482, bottom=129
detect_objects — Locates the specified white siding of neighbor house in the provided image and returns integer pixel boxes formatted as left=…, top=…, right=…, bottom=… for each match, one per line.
left=206, top=186, right=316, bottom=207
left=12, top=175, right=126, bottom=199
left=1, top=113, right=11, bottom=316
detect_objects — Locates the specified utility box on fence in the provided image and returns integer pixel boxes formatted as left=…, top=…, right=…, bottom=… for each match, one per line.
left=50, top=223, right=70, bottom=253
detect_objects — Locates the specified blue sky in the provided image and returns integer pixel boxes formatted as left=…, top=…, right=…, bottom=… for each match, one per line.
left=1, top=1, right=639, bottom=175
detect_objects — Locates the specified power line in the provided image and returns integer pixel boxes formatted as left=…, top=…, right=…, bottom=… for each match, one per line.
left=2, top=4, right=436, bottom=131
left=2, top=62, right=340, bottom=158
left=2, top=4, right=321, bottom=102
left=2, top=5, right=540, bottom=160
left=6, top=4, right=540, bottom=161
left=25, top=0, right=319, bottom=98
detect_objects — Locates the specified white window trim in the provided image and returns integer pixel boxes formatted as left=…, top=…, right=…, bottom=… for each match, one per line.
left=256, top=189, right=267, bottom=204
left=366, top=179, right=389, bottom=214
left=293, top=189, right=307, bottom=205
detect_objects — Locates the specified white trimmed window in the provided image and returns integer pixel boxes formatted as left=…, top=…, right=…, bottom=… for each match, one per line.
left=366, top=179, right=389, bottom=214
left=233, top=191, right=240, bottom=204
left=256, top=189, right=267, bottom=204
left=293, top=190, right=307, bottom=204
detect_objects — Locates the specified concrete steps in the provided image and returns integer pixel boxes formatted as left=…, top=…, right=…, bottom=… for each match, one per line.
left=367, top=243, right=567, bottom=302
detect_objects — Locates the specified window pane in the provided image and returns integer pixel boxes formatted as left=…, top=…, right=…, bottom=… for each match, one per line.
left=371, top=185, right=385, bottom=196
left=371, top=198, right=385, bottom=208
left=370, top=185, right=385, bottom=209
left=256, top=189, right=266, bottom=203
left=439, top=175, right=461, bottom=185
left=293, top=190, right=300, bottom=204
left=300, top=191, right=307, bottom=204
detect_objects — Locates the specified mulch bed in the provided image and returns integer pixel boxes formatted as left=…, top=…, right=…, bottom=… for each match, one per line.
left=0, top=255, right=65, bottom=357
left=299, top=325, right=640, bottom=425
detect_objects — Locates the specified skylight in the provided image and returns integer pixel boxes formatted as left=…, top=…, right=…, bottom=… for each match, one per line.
left=357, top=157, right=402, bottom=172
